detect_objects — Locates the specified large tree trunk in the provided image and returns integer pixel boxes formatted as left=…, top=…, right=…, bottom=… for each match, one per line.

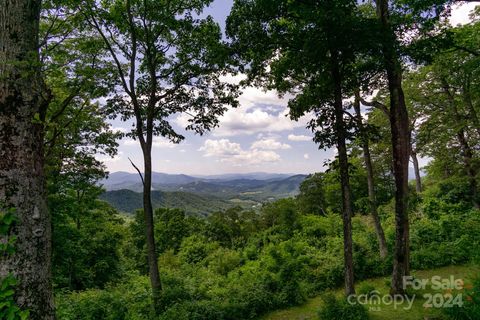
left=332, top=53, right=355, bottom=296
left=0, top=0, right=55, bottom=318
left=411, top=149, right=422, bottom=193
left=141, top=143, right=163, bottom=313
left=375, top=0, right=411, bottom=295
left=354, top=93, right=388, bottom=259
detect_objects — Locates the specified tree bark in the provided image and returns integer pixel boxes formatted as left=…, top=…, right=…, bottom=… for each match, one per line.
left=0, top=0, right=55, bottom=318
left=411, top=150, right=422, bottom=193
left=462, top=82, right=480, bottom=138
left=354, top=93, right=388, bottom=259
left=331, top=52, right=355, bottom=296
left=456, top=132, right=479, bottom=208
left=141, top=143, right=163, bottom=312
left=442, top=80, right=480, bottom=208
left=375, top=0, right=410, bottom=295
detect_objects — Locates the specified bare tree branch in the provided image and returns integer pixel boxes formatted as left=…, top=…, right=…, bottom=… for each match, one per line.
left=128, top=157, right=145, bottom=186
left=83, top=5, right=132, bottom=97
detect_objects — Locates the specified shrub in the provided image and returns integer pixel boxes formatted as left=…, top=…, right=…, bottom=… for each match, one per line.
left=56, top=289, right=128, bottom=320
left=357, top=283, right=376, bottom=297
left=159, top=300, right=226, bottom=320
left=56, top=275, right=153, bottom=320
left=206, top=248, right=241, bottom=275
left=0, top=275, right=29, bottom=320
left=158, top=270, right=192, bottom=312
left=0, top=208, right=29, bottom=320
left=443, top=277, right=480, bottom=320
left=179, top=235, right=218, bottom=264
left=317, top=293, right=369, bottom=320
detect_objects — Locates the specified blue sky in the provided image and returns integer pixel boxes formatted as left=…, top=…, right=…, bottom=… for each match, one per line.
left=98, top=1, right=478, bottom=175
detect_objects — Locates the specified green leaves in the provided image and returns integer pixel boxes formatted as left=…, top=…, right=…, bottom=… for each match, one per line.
left=0, top=209, right=29, bottom=319
left=81, top=0, right=238, bottom=145
left=227, top=0, right=366, bottom=147
left=0, top=208, right=18, bottom=255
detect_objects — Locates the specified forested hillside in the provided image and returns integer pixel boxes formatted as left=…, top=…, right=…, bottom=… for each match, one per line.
left=100, top=174, right=307, bottom=214
left=1, top=0, right=479, bottom=320
left=100, top=189, right=233, bottom=215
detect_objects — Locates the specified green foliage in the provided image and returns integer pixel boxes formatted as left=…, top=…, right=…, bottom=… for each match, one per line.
left=0, top=276, right=29, bottom=320
left=56, top=289, right=128, bottom=320
left=205, top=207, right=246, bottom=247
left=205, top=248, right=242, bottom=276
left=179, top=235, right=219, bottom=265
left=297, top=173, right=326, bottom=215
left=356, top=283, right=376, bottom=297
left=260, top=198, right=299, bottom=237
left=54, top=192, right=480, bottom=319
left=0, top=208, right=29, bottom=320
left=154, top=208, right=191, bottom=254
left=100, top=189, right=232, bottom=215
left=296, top=159, right=394, bottom=218
left=0, top=208, right=17, bottom=255
left=410, top=209, right=480, bottom=270
left=51, top=195, right=126, bottom=290
left=56, top=275, right=153, bottom=320
left=80, top=0, right=238, bottom=146
left=317, top=294, right=369, bottom=320
left=443, top=277, right=480, bottom=320
left=422, top=177, right=475, bottom=216
left=37, top=2, right=480, bottom=320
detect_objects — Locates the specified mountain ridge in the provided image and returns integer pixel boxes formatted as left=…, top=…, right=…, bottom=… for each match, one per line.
left=100, top=171, right=306, bottom=191
left=100, top=173, right=308, bottom=214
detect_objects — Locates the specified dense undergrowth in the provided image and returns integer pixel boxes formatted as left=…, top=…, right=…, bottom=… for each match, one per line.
left=54, top=178, right=480, bottom=320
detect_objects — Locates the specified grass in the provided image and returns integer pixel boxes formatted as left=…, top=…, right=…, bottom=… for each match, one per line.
left=261, top=264, right=480, bottom=320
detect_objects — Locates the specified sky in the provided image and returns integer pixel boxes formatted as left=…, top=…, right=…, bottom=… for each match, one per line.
left=98, top=1, right=479, bottom=176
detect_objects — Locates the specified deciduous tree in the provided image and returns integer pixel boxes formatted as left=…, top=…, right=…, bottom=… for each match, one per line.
left=82, top=0, right=238, bottom=311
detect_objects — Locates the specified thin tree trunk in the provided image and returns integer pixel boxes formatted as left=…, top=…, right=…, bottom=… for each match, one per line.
left=456, top=131, right=479, bottom=208
left=89, top=0, right=163, bottom=312
left=331, top=52, right=355, bottom=296
left=442, top=80, right=479, bottom=209
left=375, top=0, right=411, bottom=294
left=411, top=150, right=422, bottom=193
left=0, top=0, right=55, bottom=318
left=141, top=141, right=162, bottom=313
left=462, top=79, right=480, bottom=138
left=354, top=92, right=388, bottom=259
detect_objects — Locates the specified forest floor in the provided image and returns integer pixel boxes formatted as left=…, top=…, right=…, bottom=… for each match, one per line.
left=261, top=264, right=480, bottom=320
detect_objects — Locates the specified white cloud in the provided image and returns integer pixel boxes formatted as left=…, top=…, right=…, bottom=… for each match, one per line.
left=228, top=150, right=280, bottom=165
left=199, top=139, right=281, bottom=165
left=304, top=153, right=310, bottom=160
left=251, top=138, right=291, bottom=150
left=123, top=137, right=177, bottom=148
left=174, top=75, right=313, bottom=137
left=199, top=139, right=243, bottom=157
left=449, top=2, right=479, bottom=26
left=212, top=107, right=310, bottom=137
left=288, top=134, right=311, bottom=142
left=152, top=137, right=177, bottom=148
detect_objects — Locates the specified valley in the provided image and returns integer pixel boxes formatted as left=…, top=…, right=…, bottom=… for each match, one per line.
left=100, top=172, right=307, bottom=215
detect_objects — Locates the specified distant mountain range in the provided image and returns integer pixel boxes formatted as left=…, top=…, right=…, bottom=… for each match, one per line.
left=100, top=171, right=297, bottom=191
left=100, top=172, right=307, bottom=215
